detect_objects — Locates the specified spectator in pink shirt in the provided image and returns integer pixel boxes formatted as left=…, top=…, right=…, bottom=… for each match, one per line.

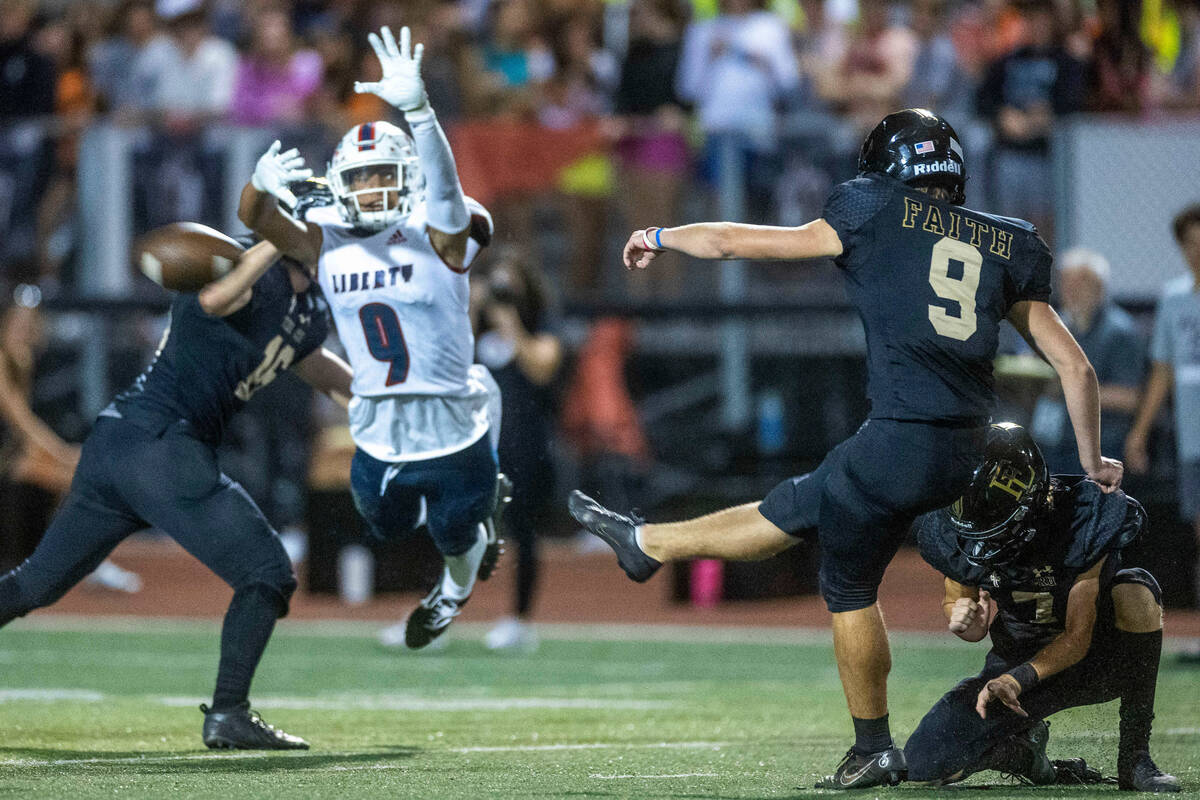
left=230, top=6, right=322, bottom=127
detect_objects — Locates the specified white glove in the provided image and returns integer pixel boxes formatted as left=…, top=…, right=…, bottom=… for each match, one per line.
left=354, top=25, right=429, bottom=113
left=251, top=140, right=313, bottom=208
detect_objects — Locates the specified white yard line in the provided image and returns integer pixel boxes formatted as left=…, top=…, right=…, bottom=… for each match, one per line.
left=10, top=615, right=1200, bottom=649
left=155, top=695, right=672, bottom=711
left=590, top=772, right=719, bottom=780
left=0, top=740, right=734, bottom=768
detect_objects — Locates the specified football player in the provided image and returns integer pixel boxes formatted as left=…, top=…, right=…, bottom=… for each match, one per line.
left=239, top=25, right=505, bottom=650
left=906, top=423, right=1179, bottom=792
left=0, top=185, right=353, bottom=749
left=570, top=109, right=1123, bottom=788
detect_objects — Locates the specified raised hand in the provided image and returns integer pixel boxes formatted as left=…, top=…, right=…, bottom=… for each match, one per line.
left=251, top=141, right=313, bottom=208
left=354, top=25, right=428, bottom=112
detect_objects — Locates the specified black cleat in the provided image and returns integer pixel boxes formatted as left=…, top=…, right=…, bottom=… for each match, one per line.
left=200, top=703, right=309, bottom=750
left=815, top=746, right=906, bottom=789
left=405, top=584, right=465, bottom=649
left=567, top=490, right=659, bottom=582
left=1119, top=751, right=1181, bottom=792
left=1010, top=719, right=1057, bottom=785
left=478, top=473, right=511, bottom=582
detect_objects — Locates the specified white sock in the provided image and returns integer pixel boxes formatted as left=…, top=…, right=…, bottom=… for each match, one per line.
left=441, top=524, right=486, bottom=600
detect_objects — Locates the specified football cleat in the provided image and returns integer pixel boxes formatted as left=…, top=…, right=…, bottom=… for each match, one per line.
left=478, top=473, right=511, bottom=582
left=200, top=703, right=309, bottom=750
left=1012, top=718, right=1057, bottom=785
left=405, top=584, right=465, bottom=649
left=1119, top=751, right=1181, bottom=792
left=815, top=746, right=907, bottom=789
left=567, top=490, right=658, bottom=582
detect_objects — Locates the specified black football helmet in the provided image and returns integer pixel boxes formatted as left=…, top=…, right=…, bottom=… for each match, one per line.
left=858, top=109, right=966, bottom=204
left=948, top=422, right=1050, bottom=568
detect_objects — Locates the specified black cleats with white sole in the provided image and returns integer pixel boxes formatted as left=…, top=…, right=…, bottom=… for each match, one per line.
left=478, top=473, right=511, bottom=582
left=567, top=490, right=659, bottom=582
left=815, top=746, right=907, bottom=789
left=405, top=584, right=465, bottom=649
left=1119, top=751, right=1181, bottom=792
left=200, top=703, right=309, bottom=750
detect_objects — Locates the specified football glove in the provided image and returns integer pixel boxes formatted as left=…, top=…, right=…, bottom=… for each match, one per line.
left=354, top=25, right=429, bottom=113
left=251, top=140, right=313, bottom=208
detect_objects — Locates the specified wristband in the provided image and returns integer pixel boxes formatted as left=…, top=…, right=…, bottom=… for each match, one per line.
left=654, top=226, right=664, bottom=249
left=641, top=228, right=664, bottom=252
left=1005, top=662, right=1039, bottom=692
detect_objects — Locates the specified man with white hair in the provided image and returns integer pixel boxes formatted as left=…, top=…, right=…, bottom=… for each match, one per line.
left=1031, top=247, right=1145, bottom=473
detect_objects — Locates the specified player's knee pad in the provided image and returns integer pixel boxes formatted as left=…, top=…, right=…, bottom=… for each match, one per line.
left=1112, top=567, right=1162, bottom=605
left=236, top=562, right=297, bottom=617
left=818, top=568, right=879, bottom=613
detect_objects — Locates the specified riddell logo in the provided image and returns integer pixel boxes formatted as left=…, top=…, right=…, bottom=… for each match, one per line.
left=912, top=160, right=962, bottom=176
left=387, top=230, right=406, bottom=246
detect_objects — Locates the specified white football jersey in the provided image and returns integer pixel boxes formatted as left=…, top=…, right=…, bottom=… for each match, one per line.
left=310, top=199, right=495, bottom=462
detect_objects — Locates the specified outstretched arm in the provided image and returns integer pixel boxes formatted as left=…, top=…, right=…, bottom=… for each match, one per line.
left=1008, top=299, right=1122, bottom=492
left=197, top=240, right=279, bottom=317
left=238, top=141, right=323, bottom=269
left=623, top=219, right=843, bottom=270
left=292, top=348, right=353, bottom=410
left=355, top=26, right=472, bottom=267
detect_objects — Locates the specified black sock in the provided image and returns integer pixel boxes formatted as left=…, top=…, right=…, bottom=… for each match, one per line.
left=1118, top=629, right=1162, bottom=761
left=212, top=584, right=285, bottom=711
left=852, top=714, right=893, bottom=755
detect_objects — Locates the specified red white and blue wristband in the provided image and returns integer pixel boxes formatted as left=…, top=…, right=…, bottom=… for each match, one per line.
left=641, top=227, right=666, bottom=252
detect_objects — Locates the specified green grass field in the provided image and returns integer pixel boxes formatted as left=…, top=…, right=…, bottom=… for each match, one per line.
left=0, top=618, right=1195, bottom=799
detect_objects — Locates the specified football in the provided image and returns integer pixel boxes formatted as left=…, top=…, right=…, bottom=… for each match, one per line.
left=135, top=222, right=244, bottom=292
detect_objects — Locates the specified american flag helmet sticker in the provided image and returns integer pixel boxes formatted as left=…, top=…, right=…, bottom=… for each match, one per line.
left=914, top=140, right=936, bottom=154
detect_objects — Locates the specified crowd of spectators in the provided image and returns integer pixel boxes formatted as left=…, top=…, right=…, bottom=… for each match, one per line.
left=2, top=0, right=1200, bottom=293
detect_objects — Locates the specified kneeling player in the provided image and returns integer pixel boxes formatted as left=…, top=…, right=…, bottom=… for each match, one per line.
left=906, top=423, right=1179, bottom=792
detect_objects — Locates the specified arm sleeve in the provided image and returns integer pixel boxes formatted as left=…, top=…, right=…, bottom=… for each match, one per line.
left=406, top=107, right=470, bottom=234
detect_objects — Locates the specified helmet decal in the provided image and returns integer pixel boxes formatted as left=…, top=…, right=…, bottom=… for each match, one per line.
left=859, top=108, right=967, bottom=205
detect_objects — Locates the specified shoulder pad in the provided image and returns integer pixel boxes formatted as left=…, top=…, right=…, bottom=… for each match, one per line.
left=1063, top=481, right=1140, bottom=568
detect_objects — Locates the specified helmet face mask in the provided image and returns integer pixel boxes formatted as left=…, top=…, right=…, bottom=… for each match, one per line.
left=859, top=108, right=966, bottom=205
left=948, top=423, right=1050, bottom=569
left=328, top=122, right=425, bottom=232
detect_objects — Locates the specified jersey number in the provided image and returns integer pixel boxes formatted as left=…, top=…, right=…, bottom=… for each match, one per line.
left=359, top=303, right=408, bottom=386
left=236, top=335, right=296, bottom=401
left=927, top=237, right=982, bottom=341
left=1011, top=591, right=1057, bottom=624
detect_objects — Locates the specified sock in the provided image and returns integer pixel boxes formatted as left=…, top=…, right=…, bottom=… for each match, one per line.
left=212, top=584, right=285, bottom=710
left=851, top=714, right=893, bottom=755
left=441, top=525, right=486, bottom=600
left=1117, top=629, right=1162, bottom=761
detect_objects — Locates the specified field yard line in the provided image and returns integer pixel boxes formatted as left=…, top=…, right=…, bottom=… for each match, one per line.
left=0, top=741, right=734, bottom=767
left=0, top=689, right=104, bottom=703
left=155, top=695, right=673, bottom=711
left=12, top=615, right=1200, bottom=649
left=1164, top=728, right=1200, bottom=735
left=590, top=772, right=719, bottom=779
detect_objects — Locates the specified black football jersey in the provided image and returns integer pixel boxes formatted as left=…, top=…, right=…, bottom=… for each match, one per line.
left=113, top=261, right=329, bottom=443
left=823, top=174, right=1052, bottom=423
left=917, top=477, right=1145, bottom=663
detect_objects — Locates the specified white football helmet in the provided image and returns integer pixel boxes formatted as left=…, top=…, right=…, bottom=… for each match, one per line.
left=327, top=121, right=425, bottom=232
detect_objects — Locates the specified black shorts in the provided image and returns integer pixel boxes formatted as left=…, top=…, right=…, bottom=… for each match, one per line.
left=759, top=418, right=986, bottom=612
